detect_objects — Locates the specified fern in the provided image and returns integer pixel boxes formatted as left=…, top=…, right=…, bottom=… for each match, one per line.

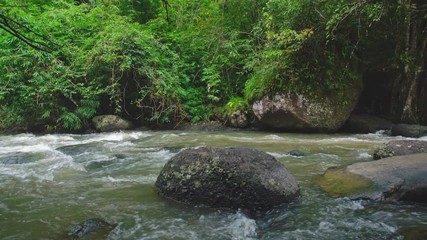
left=75, top=99, right=99, bottom=118
left=60, top=112, right=82, bottom=130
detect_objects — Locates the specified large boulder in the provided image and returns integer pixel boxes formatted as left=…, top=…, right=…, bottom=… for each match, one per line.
left=252, top=90, right=361, bottom=132
left=373, top=140, right=427, bottom=159
left=92, top=115, right=133, bottom=132
left=391, top=124, right=427, bottom=138
left=318, top=153, right=427, bottom=203
left=155, top=147, right=300, bottom=212
left=343, top=114, right=393, bottom=133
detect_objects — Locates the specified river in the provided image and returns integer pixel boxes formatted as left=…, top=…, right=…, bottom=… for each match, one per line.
left=0, top=130, right=426, bottom=239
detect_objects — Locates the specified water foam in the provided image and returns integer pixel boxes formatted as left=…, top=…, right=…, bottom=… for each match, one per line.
left=0, top=150, right=85, bottom=181
left=357, top=152, right=372, bottom=160
left=102, top=175, right=157, bottom=184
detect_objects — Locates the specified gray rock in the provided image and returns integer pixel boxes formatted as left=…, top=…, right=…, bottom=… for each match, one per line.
left=155, top=147, right=300, bottom=212
left=347, top=153, right=427, bottom=203
left=391, top=124, right=427, bottom=138
left=67, top=218, right=117, bottom=239
left=373, top=140, right=427, bottom=160
left=287, top=150, right=305, bottom=157
left=252, top=90, right=361, bottom=132
left=92, top=115, right=133, bottom=132
left=343, top=114, right=392, bottom=133
left=227, top=110, right=250, bottom=128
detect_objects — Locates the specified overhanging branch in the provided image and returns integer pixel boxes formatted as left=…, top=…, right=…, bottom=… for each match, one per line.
left=0, top=11, right=59, bottom=53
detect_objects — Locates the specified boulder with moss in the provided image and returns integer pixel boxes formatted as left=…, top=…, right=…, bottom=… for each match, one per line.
left=92, top=115, right=134, bottom=132
left=155, top=147, right=300, bottom=212
left=373, top=140, right=427, bottom=159
left=252, top=87, right=361, bottom=132
left=227, top=110, right=250, bottom=128
left=318, top=153, right=427, bottom=203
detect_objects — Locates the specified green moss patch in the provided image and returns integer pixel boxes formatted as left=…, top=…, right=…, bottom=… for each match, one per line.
left=317, top=167, right=373, bottom=196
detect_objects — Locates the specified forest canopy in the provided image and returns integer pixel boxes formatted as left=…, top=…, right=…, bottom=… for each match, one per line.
left=0, top=0, right=425, bottom=131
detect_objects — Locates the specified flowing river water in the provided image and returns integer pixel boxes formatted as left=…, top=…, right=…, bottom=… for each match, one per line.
left=0, top=130, right=426, bottom=239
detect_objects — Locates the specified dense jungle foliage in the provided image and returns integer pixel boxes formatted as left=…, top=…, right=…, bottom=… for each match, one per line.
left=0, top=0, right=425, bottom=131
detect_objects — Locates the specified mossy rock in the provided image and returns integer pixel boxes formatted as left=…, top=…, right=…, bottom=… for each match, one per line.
left=155, top=147, right=300, bottom=212
left=319, top=153, right=427, bottom=203
left=373, top=140, right=427, bottom=160
left=252, top=84, right=362, bottom=132
left=92, top=115, right=134, bottom=132
left=317, top=167, right=373, bottom=196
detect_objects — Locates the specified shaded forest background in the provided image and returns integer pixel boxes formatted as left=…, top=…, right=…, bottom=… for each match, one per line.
left=0, top=0, right=425, bottom=132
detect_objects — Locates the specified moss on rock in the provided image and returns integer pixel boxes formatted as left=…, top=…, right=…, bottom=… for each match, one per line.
left=155, top=147, right=300, bottom=212
left=317, top=167, right=373, bottom=196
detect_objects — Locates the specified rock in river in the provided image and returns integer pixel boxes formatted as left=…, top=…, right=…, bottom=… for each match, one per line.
left=155, top=147, right=300, bottom=212
left=319, top=153, right=427, bottom=203
left=373, top=140, right=427, bottom=159
left=391, top=124, right=427, bottom=138
left=252, top=90, right=360, bottom=132
left=92, top=115, right=134, bottom=132
left=67, top=218, right=117, bottom=239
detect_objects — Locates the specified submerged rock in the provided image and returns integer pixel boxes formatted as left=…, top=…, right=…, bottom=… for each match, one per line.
left=317, top=167, right=373, bottom=197
left=67, top=218, right=117, bottom=239
left=391, top=124, right=427, bottom=138
left=373, top=140, right=427, bottom=159
left=287, top=150, right=305, bottom=157
left=155, top=147, right=300, bottom=212
left=92, top=115, right=134, bottom=132
left=252, top=89, right=361, bottom=132
left=319, top=153, right=427, bottom=203
left=0, top=152, right=44, bottom=165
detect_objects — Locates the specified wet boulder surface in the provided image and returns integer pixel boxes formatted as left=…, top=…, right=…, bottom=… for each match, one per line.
left=319, top=153, right=427, bottom=203
left=373, top=140, right=427, bottom=159
left=155, top=147, right=300, bottom=212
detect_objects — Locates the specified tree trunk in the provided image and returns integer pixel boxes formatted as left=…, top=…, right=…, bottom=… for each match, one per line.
left=390, top=1, right=427, bottom=124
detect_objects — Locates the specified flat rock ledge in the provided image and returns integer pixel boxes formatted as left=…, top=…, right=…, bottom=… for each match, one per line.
left=319, top=153, right=427, bottom=203
left=391, top=124, right=427, bottom=138
left=155, top=147, right=300, bottom=212
left=373, top=140, right=427, bottom=159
